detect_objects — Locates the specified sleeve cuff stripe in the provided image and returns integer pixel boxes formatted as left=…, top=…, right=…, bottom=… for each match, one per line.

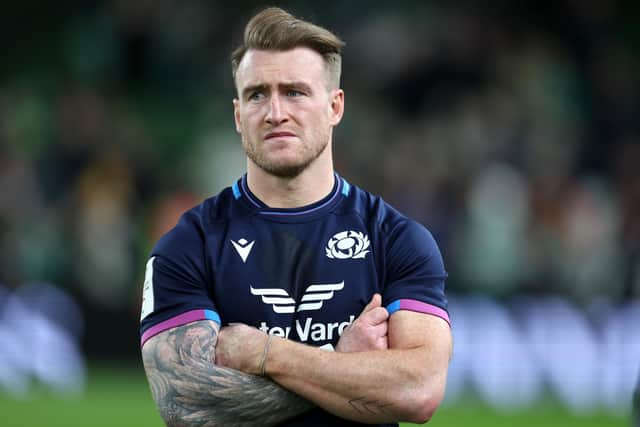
left=140, top=309, right=221, bottom=347
left=386, top=299, right=450, bottom=326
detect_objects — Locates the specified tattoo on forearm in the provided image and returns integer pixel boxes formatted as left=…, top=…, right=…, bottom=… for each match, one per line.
left=348, top=396, right=393, bottom=415
left=142, top=320, right=311, bottom=427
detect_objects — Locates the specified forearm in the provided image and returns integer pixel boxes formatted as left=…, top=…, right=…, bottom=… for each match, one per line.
left=141, top=321, right=312, bottom=427
left=264, top=338, right=445, bottom=424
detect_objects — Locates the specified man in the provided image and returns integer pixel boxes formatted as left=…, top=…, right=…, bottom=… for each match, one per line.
left=140, top=7, right=451, bottom=426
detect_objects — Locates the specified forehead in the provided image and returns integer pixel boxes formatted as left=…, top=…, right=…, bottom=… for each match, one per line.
left=235, top=47, right=328, bottom=89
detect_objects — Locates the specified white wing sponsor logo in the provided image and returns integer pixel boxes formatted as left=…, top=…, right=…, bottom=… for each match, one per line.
left=250, top=281, right=345, bottom=313
left=249, top=287, right=296, bottom=313
left=326, top=231, right=370, bottom=259
left=298, top=282, right=345, bottom=311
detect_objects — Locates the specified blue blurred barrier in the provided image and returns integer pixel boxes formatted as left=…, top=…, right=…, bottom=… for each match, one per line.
left=0, top=282, right=85, bottom=397
left=0, top=281, right=636, bottom=417
left=444, top=294, right=639, bottom=415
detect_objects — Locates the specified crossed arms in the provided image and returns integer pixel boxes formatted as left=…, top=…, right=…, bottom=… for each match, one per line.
left=141, top=294, right=452, bottom=426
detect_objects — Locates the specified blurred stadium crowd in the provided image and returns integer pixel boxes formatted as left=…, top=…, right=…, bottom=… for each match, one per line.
left=0, top=0, right=638, bottom=414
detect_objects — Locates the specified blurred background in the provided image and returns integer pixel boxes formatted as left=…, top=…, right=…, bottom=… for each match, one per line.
left=0, top=0, right=638, bottom=425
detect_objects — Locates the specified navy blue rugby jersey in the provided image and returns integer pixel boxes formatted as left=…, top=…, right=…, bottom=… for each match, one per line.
left=140, top=173, right=449, bottom=427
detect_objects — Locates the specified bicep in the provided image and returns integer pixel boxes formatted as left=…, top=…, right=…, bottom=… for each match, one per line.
left=388, top=310, right=452, bottom=362
left=146, top=317, right=217, bottom=349
left=382, top=310, right=451, bottom=422
left=141, top=320, right=220, bottom=419
left=141, top=319, right=219, bottom=374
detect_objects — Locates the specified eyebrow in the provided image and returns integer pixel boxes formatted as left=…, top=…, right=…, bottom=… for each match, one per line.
left=241, top=84, right=268, bottom=100
left=241, top=81, right=314, bottom=99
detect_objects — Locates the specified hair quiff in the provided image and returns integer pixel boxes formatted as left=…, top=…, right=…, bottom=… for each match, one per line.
left=231, top=7, right=345, bottom=89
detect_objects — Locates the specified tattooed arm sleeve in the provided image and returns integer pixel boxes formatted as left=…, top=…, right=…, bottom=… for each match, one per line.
left=141, top=320, right=312, bottom=427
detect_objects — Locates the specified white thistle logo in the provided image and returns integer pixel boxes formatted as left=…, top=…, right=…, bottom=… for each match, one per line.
left=326, top=231, right=370, bottom=259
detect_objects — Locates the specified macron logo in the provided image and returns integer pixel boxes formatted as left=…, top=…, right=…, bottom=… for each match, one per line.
left=231, top=238, right=255, bottom=263
left=250, top=281, right=345, bottom=314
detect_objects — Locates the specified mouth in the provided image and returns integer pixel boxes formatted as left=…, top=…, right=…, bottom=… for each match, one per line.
left=264, top=131, right=297, bottom=140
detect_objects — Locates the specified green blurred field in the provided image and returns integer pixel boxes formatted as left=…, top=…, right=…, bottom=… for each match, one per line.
left=0, top=364, right=629, bottom=427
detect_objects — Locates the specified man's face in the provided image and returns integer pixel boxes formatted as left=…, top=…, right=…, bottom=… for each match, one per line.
left=233, top=47, right=344, bottom=178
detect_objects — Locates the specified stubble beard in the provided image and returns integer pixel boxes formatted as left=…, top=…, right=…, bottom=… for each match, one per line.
left=242, top=132, right=329, bottom=178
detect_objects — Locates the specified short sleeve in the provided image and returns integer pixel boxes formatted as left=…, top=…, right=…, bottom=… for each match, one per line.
left=382, top=220, right=450, bottom=325
left=139, top=209, right=220, bottom=347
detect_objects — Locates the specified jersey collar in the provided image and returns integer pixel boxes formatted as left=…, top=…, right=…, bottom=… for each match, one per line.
left=232, top=173, right=351, bottom=221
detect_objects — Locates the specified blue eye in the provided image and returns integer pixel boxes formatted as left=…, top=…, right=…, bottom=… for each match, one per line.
left=287, top=90, right=302, bottom=97
left=248, top=91, right=264, bottom=101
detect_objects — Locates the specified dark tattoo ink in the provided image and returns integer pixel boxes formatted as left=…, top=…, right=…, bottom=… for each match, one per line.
left=142, top=320, right=311, bottom=427
left=348, top=396, right=392, bottom=415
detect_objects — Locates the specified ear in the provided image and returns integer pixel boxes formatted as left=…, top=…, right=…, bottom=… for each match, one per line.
left=233, top=98, right=242, bottom=133
left=328, top=89, right=344, bottom=126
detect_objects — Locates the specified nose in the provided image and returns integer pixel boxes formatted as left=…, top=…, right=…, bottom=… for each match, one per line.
left=265, top=94, right=287, bottom=125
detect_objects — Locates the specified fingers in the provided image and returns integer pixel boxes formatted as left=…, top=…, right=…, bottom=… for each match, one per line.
left=359, top=294, right=388, bottom=323
left=377, top=335, right=388, bottom=351
left=365, top=306, right=389, bottom=325
left=362, top=293, right=382, bottom=313
left=370, top=318, right=388, bottom=338
left=335, top=294, right=389, bottom=352
left=357, top=294, right=389, bottom=328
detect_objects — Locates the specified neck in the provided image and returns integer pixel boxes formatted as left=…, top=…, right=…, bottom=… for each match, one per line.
left=246, top=158, right=335, bottom=209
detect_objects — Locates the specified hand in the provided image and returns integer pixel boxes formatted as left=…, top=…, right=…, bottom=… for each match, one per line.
left=216, top=323, right=269, bottom=375
left=336, top=293, right=389, bottom=352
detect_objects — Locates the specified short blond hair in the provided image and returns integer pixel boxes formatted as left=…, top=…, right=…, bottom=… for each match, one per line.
left=231, top=7, right=345, bottom=89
